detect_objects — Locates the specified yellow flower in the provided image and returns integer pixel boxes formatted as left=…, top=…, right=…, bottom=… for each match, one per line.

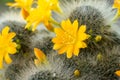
left=0, top=26, right=17, bottom=69
left=7, top=0, right=33, bottom=19
left=25, top=7, right=52, bottom=31
left=112, top=0, right=120, bottom=20
left=115, top=70, right=120, bottom=77
left=38, top=0, right=62, bottom=13
left=52, top=19, right=89, bottom=58
left=25, top=0, right=61, bottom=31
left=34, top=48, right=48, bottom=67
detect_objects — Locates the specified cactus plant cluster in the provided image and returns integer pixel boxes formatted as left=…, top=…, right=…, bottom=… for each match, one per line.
left=0, top=0, right=120, bottom=80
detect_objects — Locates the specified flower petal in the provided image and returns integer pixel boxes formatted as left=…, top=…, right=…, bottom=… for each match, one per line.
left=81, top=42, right=87, bottom=48
left=4, top=53, right=12, bottom=64
left=34, top=59, right=40, bottom=67
left=78, top=25, right=86, bottom=33
left=58, top=45, right=67, bottom=54
left=6, top=2, right=19, bottom=7
left=8, top=32, right=16, bottom=40
left=75, top=41, right=82, bottom=48
left=73, top=46, right=80, bottom=56
left=2, top=26, right=9, bottom=36
left=0, top=53, right=4, bottom=69
left=8, top=43, right=17, bottom=54
left=54, top=28, right=64, bottom=36
left=115, top=70, right=120, bottom=77
left=78, top=33, right=89, bottom=41
left=113, top=0, right=120, bottom=8
left=21, top=8, right=29, bottom=19
left=32, top=21, right=41, bottom=31
left=61, top=20, right=66, bottom=30
left=8, top=47, right=17, bottom=54
left=52, top=37, right=62, bottom=43
left=66, top=45, right=73, bottom=58
left=61, top=19, right=72, bottom=31
left=34, top=48, right=46, bottom=62
left=53, top=44, right=63, bottom=50
left=73, top=20, right=78, bottom=33
left=25, top=22, right=32, bottom=29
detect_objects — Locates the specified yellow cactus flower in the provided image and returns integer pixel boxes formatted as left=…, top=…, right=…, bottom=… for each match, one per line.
left=0, top=26, right=17, bottom=69
left=38, top=0, right=62, bottom=13
left=7, top=0, right=33, bottom=19
left=113, top=0, right=120, bottom=20
left=34, top=48, right=48, bottom=67
left=115, top=70, right=120, bottom=77
left=52, top=19, right=89, bottom=58
left=25, top=7, right=52, bottom=31
left=25, top=0, right=61, bottom=31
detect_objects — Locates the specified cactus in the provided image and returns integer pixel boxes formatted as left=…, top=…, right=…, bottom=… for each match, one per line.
left=0, top=0, right=120, bottom=80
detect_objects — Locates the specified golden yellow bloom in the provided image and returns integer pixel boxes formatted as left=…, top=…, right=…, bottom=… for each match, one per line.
left=7, top=0, right=33, bottom=19
left=74, top=69, right=80, bottom=77
left=38, top=0, right=62, bottom=13
left=115, top=70, right=120, bottom=77
left=113, top=0, right=120, bottom=20
left=34, top=48, right=48, bottom=67
left=25, top=7, right=52, bottom=31
left=95, top=35, right=102, bottom=42
left=52, top=19, right=89, bottom=58
left=0, top=26, right=17, bottom=69
left=25, top=0, right=61, bottom=31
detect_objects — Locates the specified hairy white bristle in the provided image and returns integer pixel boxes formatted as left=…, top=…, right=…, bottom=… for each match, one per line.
left=0, top=10, right=26, bottom=25
left=55, top=0, right=116, bottom=26
left=16, top=52, right=74, bottom=80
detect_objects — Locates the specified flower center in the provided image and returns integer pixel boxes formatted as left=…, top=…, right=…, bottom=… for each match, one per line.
left=63, top=32, right=76, bottom=45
